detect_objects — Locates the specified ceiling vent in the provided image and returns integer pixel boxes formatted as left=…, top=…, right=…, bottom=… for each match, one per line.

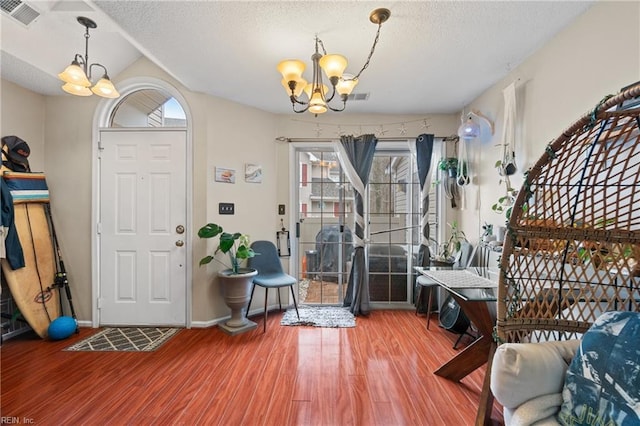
left=347, top=93, right=370, bottom=102
left=1, top=0, right=40, bottom=27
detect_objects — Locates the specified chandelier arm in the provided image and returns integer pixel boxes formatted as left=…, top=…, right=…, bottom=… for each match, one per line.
left=326, top=98, right=347, bottom=112
left=350, top=22, right=383, bottom=81
left=291, top=95, right=308, bottom=106
left=292, top=102, right=309, bottom=114
left=74, top=54, right=87, bottom=68
left=324, top=84, right=337, bottom=103
left=89, top=63, right=108, bottom=80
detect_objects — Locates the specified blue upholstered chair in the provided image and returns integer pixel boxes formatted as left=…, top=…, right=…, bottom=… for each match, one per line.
left=247, top=240, right=299, bottom=332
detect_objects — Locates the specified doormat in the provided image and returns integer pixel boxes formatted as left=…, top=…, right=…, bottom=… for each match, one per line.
left=64, top=327, right=180, bottom=352
left=280, top=306, right=355, bottom=328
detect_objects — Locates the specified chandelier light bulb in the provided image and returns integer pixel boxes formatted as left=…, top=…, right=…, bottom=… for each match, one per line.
left=58, top=61, right=91, bottom=87
left=308, top=91, right=328, bottom=114
left=277, top=60, right=305, bottom=82
left=91, top=76, right=120, bottom=98
left=61, top=82, right=92, bottom=96
left=319, top=54, right=347, bottom=80
left=336, top=74, right=358, bottom=96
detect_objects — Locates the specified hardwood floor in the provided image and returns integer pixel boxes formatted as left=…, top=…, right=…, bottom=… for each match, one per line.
left=1, top=310, right=503, bottom=425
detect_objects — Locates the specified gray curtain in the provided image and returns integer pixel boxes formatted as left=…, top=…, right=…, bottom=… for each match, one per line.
left=413, top=134, right=435, bottom=312
left=415, top=134, right=435, bottom=267
left=336, top=134, right=378, bottom=316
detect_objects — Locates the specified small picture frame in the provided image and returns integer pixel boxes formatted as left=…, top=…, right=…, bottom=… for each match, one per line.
left=245, top=163, right=262, bottom=183
left=215, top=167, right=235, bottom=183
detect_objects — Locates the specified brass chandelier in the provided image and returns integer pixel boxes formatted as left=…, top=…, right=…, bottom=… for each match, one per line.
left=58, top=16, right=120, bottom=98
left=277, top=8, right=390, bottom=115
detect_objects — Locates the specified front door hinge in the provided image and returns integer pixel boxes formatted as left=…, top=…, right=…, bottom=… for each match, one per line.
left=97, top=298, right=104, bottom=309
left=97, top=222, right=102, bottom=234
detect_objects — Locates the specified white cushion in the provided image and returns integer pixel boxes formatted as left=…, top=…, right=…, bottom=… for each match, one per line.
left=509, top=393, right=563, bottom=426
left=491, top=339, right=579, bottom=409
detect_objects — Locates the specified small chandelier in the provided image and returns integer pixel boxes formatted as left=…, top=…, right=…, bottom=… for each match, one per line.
left=58, top=16, right=120, bottom=98
left=277, top=8, right=390, bottom=115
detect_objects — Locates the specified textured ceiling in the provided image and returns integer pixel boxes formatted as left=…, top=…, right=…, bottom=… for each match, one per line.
left=1, top=0, right=595, bottom=115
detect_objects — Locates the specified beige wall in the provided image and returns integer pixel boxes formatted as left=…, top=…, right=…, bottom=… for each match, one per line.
left=1, top=80, right=46, bottom=172
left=2, top=0, right=638, bottom=324
left=456, top=0, right=640, bottom=245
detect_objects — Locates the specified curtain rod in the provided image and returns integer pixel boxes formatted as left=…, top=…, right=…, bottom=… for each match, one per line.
left=276, top=135, right=459, bottom=143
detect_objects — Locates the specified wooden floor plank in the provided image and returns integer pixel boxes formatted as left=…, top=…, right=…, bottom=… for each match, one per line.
left=1, top=310, right=503, bottom=425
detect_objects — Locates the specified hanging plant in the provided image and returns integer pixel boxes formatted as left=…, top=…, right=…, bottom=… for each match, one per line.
left=438, top=157, right=459, bottom=177
left=492, top=161, right=517, bottom=220
left=438, top=157, right=468, bottom=178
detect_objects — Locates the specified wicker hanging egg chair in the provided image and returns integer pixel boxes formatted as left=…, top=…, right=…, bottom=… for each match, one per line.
left=496, top=82, right=640, bottom=344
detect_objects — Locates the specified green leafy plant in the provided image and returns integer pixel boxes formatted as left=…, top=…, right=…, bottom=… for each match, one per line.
left=438, top=157, right=468, bottom=176
left=491, top=194, right=515, bottom=218
left=438, top=157, right=459, bottom=171
left=198, top=223, right=257, bottom=274
left=433, top=221, right=468, bottom=263
left=492, top=160, right=517, bottom=219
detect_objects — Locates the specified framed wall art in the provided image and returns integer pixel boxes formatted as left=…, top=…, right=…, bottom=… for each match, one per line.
left=245, top=163, right=262, bottom=183
left=215, top=167, right=235, bottom=183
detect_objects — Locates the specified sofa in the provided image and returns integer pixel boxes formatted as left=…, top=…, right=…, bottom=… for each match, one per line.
left=490, top=311, right=640, bottom=426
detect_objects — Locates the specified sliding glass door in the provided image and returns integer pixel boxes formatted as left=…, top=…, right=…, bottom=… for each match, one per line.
left=294, top=141, right=440, bottom=306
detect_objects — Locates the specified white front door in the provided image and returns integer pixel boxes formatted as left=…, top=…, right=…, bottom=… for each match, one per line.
left=99, top=129, right=187, bottom=326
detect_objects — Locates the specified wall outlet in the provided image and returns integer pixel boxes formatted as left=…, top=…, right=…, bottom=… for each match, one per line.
left=278, top=204, right=285, bottom=215
left=219, top=203, right=234, bottom=215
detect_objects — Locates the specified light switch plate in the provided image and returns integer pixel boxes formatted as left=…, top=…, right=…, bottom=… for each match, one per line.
left=219, top=203, right=234, bottom=215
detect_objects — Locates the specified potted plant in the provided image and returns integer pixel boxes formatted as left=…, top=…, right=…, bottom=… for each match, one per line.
left=198, top=223, right=258, bottom=331
left=431, top=221, right=468, bottom=266
left=491, top=161, right=518, bottom=219
left=438, top=157, right=460, bottom=178
left=198, top=223, right=257, bottom=273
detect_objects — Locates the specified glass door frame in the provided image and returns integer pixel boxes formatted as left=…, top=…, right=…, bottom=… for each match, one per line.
left=288, top=139, right=445, bottom=308
left=293, top=143, right=351, bottom=305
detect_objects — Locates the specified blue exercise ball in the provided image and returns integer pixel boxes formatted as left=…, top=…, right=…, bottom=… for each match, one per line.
left=48, top=316, right=77, bottom=340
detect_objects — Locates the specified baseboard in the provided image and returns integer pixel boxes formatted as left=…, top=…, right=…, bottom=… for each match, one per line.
left=191, top=303, right=293, bottom=329
left=75, top=304, right=298, bottom=330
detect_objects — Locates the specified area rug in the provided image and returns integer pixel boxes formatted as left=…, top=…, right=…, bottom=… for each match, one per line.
left=64, top=327, right=180, bottom=352
left=280, top=306, right=355, bottom=328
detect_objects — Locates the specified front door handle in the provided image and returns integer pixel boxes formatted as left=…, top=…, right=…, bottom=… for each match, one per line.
left=175, top=240, right=184, bottom=247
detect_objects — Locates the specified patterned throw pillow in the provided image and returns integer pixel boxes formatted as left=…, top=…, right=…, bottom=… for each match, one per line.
left=557, top=311, right=640, bottom=426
